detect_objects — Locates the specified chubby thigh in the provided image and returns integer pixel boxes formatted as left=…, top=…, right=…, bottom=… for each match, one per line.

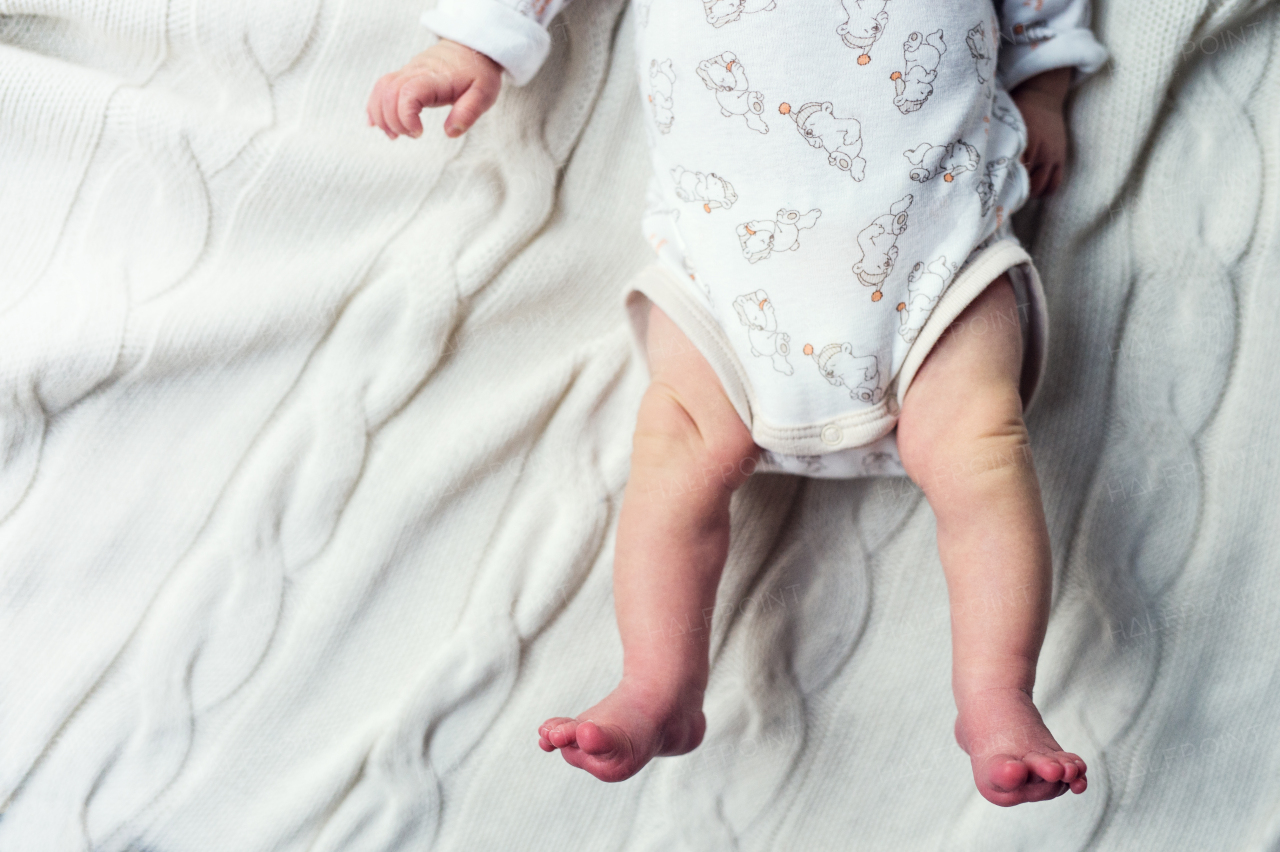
left=633, top=0, right=1030, bottom=459
left=897, top=272, right=1028, bottom=493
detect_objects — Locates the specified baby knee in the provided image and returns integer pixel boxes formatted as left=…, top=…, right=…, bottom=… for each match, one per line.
left=898, top=384, right=1030, bottom=495
left=631, top=381, right=759, bottom=492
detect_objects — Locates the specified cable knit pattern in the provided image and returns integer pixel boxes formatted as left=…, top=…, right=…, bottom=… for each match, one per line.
left=1, top=1, right=1278, bottom=850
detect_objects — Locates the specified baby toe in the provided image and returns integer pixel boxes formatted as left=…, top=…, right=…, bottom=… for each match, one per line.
left=575, top=721, right=620, bottom=756
left=539, top=716, right=573, bottom=736
left=1025, top=752, right=1066, bottom=783
left=1025, top=780, right=1071, bottom=803
left=984, top=754, right=1030, bottom=792
left=548, top=721, right=580, bottom=749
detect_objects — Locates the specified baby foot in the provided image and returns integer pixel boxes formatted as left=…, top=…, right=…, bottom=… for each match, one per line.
left=954, top=687, right=1087, bottom=806
left=537, top=676, right=706, bottom=782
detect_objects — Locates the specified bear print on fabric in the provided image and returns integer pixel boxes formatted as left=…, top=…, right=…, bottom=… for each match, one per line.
left=837, top=0, right=891, bottom=65
left=903, top=140, right=979, bottom=183
left=642, top=204, right=711, bottom=301
left=733, top=290, right=794, bottom=375
left=966, top=22, right=997, bottom=86
left=896, top=256, right=958, bottom=344
left=861, top=450, right=905, bottom=476
left=852, top=194, right=913, bottom=299
left=697, top=52, right=769, bottom=134
left=779, top=101, right=865, bottom=180
left=760, top=449, right=826, bottom=474
left=736, top=208, right=821, bottom=263
left=702, top=0, right=778, bottom=28
left=990, top=94, right=1026, bottom=146
left=976, top=156, right=1011, bottom=217
left=648, top=59, right=676, bottom=134
left=890, top=30, right=946, bottom=114
left=794, top=454, right=826, bottom=473
left=671, top=166, right=738, bottom=212
left=803, top=342, right=884, bottom=403
left=643, top=203, right=680, bottom=252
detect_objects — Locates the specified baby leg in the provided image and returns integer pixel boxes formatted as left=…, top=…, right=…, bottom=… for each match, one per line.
left=537, top=304, right=758, bottom=782
left=897, top=275, right=1087, bottom=806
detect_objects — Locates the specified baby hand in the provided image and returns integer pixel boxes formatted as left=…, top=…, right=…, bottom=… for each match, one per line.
left=368, top=40, right=503, bottom=140
left=1010, top=67, right=1072, bottom=197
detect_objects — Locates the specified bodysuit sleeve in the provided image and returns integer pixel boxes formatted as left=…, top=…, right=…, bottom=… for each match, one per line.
left=420, top=0, right=575, bottom=86
left=996, top=0, right=1108, bottom=91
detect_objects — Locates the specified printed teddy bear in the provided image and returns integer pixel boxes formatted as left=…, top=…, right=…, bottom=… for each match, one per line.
left=697, top=52, right=769, bottom=134
left=642, top=203, right=711, bottom=301
left=702, top=0, right=778, bottom=28
left=852, top=194, right=913, bottom=298
left=837, top=0, right=891, bottom=64
left=861, top=450, right=905, bottom=476
left=736, top=208, right=822, bottom=263
left=793, top=454, right=826, bottom=473
left=903, top=140, right=979, bottom=183
left=802, top=342, right=883, bottom=403
left=671, top=166, right=739, bottom=212
left=896, top=256, right=957, bottom=344
left=990, top=94, right=1026, bottom=146
left=648, top=60, right=676, bottom=134
left=733, top=290, right=794, bottom=375
left=976, top=156, right=1011, bottom=217
left=779, top=101, right=865, bottom=180
left=890, top=30, right=946, bottom=114
left=966, top=22, right=997, bottom=86
left=759, top=450, right=826, bottom=474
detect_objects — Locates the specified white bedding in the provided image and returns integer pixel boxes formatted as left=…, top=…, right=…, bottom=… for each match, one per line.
left=1, top=0, right=1278, bottom=849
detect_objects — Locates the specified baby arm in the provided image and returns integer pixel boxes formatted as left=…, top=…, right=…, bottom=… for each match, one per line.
left=369, top=0, right=575, bottom=140
left=997, top=0, right=1108, bottom=196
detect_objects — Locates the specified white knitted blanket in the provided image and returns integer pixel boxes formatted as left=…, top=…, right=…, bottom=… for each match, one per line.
left=1, top=1, right=1276, bottom=849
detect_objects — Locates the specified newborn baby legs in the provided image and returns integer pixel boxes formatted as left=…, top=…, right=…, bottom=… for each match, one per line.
left=537, top=304, right=757, bottom=781
left=896, top=276, right=1086, bottom=805
left=538, top=275, right=1086, bottom=805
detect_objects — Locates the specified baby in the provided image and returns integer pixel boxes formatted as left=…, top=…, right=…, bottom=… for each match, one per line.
left=370, top=0, right=1106, bottom=806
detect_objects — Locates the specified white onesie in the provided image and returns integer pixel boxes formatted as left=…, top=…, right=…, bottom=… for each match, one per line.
left=423, top=0, right=1108, bottom=478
